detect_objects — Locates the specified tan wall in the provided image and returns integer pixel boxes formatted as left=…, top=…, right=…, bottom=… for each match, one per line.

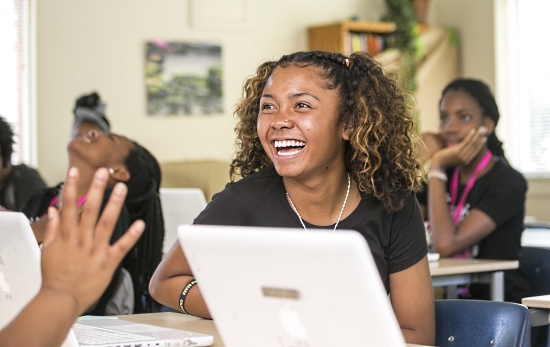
left=35, top=0, right=388, bottom=185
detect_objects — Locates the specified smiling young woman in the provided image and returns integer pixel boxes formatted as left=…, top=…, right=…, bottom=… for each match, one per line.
left=149, top=51, right=434, bottom=346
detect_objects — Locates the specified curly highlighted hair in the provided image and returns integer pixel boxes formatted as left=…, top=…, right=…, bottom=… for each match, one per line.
left=230, top=51, right=423, bottom=212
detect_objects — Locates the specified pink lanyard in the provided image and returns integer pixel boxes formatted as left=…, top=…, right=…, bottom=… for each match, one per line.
left=450, top=150, right=492, bottom=225
left=49, top=194, right=88, bottom=208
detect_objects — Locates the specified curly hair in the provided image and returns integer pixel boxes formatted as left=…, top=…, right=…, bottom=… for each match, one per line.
left=230, top=51, right=423, bottom=212
left=0, top=116, right=15, bottom=168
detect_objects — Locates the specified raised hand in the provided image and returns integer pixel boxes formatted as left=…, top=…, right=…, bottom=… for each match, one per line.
left=40, top=167, right=144, bottom=315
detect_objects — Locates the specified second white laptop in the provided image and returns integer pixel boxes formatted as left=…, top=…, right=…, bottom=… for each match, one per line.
left=178, top=224, right=407, bottom=347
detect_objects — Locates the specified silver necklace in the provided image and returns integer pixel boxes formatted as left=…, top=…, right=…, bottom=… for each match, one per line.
left=286, top=173, right=351, bottom=232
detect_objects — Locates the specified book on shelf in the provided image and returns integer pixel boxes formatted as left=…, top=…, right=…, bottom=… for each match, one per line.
left=346, top=32, right=387, bottom=56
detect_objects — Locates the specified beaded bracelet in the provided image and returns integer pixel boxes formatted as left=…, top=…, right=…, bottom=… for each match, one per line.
left=426, top=171, right=448, bottom=182
left=179, top=279, right=197, bottom=315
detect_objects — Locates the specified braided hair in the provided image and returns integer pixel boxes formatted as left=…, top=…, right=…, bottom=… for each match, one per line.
left=440, top=78, right=507, bottom=161
left=0, top=116, right=15, bottom=168
left=231, top=50, right=423, bottom=212
left=121, top=141, right=165, bottom=313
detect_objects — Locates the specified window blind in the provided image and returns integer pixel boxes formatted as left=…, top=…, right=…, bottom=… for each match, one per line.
left=0, top=0, right=32, bottom=164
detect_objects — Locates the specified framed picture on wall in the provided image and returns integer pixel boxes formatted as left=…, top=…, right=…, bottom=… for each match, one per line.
left=145, top=40, right=223, bottom=116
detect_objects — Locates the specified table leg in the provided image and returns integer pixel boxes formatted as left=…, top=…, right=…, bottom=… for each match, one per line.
left=491, top=271, right=504, bottom=301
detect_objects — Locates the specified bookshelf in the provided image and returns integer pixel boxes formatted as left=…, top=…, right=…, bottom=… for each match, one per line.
left=308, top=20, right=396, bottom=56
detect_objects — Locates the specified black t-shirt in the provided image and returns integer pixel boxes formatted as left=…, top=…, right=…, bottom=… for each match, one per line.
left=0, top=164, right=47, bottom=211
left=417, top=158, right=530, bottom=302
left=194, top=167, right=428, bottom=293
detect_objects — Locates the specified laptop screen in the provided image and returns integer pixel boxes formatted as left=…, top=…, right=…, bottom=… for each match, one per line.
left=178, top=224, right=407, bottom=347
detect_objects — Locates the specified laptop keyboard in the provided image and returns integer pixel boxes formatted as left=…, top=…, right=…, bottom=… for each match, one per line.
left=73, top=323, right=156, bottom=346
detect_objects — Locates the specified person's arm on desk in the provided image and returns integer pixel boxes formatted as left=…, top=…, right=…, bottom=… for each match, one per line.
left=0, top=168, right=144, bottom=347
left=149, top=241, right=211, bottom=318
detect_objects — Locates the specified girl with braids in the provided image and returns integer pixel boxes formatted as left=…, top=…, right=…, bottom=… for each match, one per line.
left=120, top=140, right=165, bottom=313
left=417, top=78, right=529, bottom=303
left=22, top=129, right=165, bottom=314
left=150, top=50, right=434, bottom=345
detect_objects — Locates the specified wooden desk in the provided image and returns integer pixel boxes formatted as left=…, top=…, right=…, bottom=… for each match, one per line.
left=117, top=312, right=432, bottom=347
left=429, top=258, right=519, bottom=301
left=522, top=294, right=550, bottom=327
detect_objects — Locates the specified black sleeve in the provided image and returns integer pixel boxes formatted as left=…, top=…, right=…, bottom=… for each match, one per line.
left=11, top=165, right=48, bottom=210
left=19, top=184, right=62, bottom=219
left=388, top=193, right=428, bottom=274
left=194, top=182, right=241, bottom=225
left=475, top=171, right=527, bottom=227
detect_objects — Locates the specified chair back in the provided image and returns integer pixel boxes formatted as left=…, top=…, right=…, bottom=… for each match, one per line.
left=522, top=246, right=550, bottom=296
left=435, top=299, right=531, bottom=347
left=159, top=188, right=207, bottom=255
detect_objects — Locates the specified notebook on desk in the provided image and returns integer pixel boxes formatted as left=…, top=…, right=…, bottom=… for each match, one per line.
left=0, top=211, right=213, bottom=347
left=178, top=224, right=408, bottom=347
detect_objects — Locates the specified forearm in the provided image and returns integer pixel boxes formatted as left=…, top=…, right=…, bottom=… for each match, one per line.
left=151, top=274, right=211, bottom=318
left=426, top=174, right=459, bottom=257
left=390, top=257, right=435, bottom=346
left=0, top=288, right=80, bottom=347
left=149, top=243, right=211, bottom=318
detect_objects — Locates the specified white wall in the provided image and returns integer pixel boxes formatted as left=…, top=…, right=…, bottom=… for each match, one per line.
left=428, top=0, right=495, bottom=90
left=36, top=0, right=388, bottom=185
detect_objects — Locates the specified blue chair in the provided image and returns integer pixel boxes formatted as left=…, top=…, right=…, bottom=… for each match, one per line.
left=435, top=299, right=531, bottom=347
left=522, top=247, right=550, bottom=296
left=521, top=246, right=550, bottom=347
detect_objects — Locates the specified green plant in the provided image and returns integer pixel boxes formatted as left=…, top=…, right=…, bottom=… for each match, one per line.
left=382, top=0, right=425, bottom=92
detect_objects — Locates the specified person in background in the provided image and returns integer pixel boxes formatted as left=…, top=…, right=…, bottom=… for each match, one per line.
left=150, top=51, right=435, bottom=345
left=0, top=116, right=47, bottom=212
left=0, top=167, right=144, bottom=347
left=416, top=78, right=529, bottom=303
left=67, top=91, right=164, bottom=313
left=22, top=127, right=165, bottom=314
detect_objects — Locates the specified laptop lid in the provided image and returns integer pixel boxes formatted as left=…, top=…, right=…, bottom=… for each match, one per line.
left=178, top=224, right=407, bottom=347
left=159, top=188, right=207, bottom=254
left=0, top=212, right=41, bottom=330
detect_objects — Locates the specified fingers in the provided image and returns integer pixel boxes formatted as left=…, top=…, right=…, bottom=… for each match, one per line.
left=94, top=182, right=128, bottom=246
left=42, top=207, right=60, bottom=248
left=60, top=167, right=80, bottom=238
left=109, top=220, right=145, bottom=266
left=79, top=168, right=110, bottom=235
left=460, top=127, right=487, bottom=164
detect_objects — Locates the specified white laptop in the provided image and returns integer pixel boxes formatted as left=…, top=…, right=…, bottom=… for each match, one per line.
left=0, top=211, right=213, bottom=347
left=178, top=224, right=407, bottom=347
left=159, top=188, right=207, bottom=254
